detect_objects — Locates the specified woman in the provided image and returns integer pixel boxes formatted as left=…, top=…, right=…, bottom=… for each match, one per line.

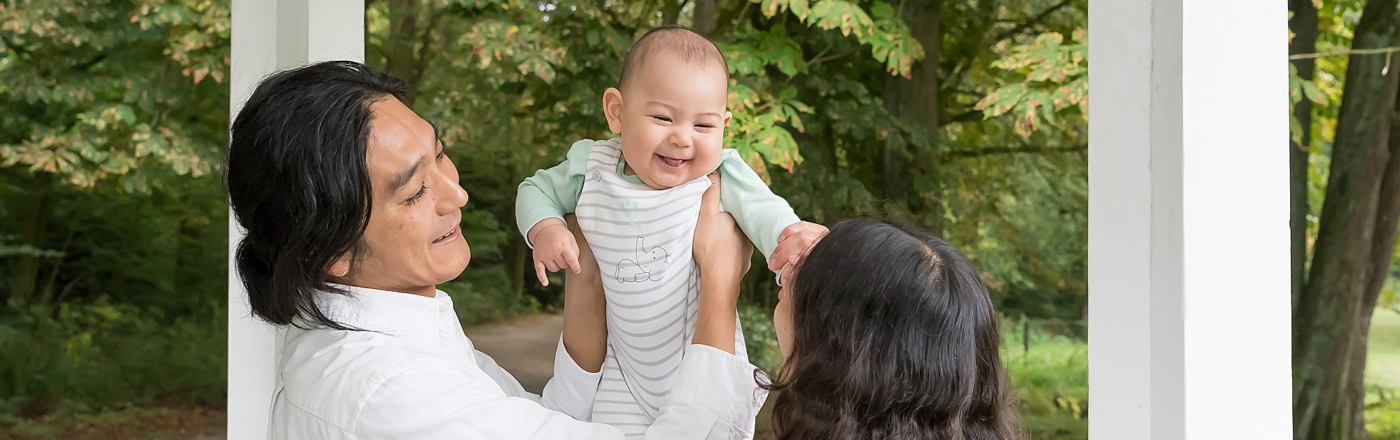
left=766, top=219, right=1022, bottom=439
left=225, top=61, right=764, bottom=439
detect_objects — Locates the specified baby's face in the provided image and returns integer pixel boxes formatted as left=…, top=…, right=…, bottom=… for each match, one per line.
left=609, top=52, right=730, bottom=189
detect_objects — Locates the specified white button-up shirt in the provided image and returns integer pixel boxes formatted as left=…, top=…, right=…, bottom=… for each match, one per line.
left=268, top=285, right=767, bottom=439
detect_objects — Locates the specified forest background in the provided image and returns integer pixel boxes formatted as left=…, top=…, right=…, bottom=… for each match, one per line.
left=0, top=0, right=1397, bottom=439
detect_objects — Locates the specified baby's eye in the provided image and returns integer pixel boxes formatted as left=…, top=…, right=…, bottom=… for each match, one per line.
left=695, top=124, right=716, bottom=130
left=651, top=115, right=673, bottom=123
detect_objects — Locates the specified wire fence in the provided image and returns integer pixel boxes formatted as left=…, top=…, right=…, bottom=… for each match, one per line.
left=1003, top=317, right=1087, bottom=355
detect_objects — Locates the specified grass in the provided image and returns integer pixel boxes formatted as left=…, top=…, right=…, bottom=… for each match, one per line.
left=1003, top=319, right=1088, bottom=440
left=1368, top=308, right=1400, bottom=389
left=1368, top=308, right=1400, bottom=439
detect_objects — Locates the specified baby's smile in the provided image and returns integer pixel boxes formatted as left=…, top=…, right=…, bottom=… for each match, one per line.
left=657, top=154, right=688, bottom=168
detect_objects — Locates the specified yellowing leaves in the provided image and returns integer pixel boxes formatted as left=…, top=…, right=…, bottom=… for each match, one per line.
left=977, top=29, right=1087, bottom=138
left=0, top=0, right=227, bottom=193
left=807, top=0, right=875, bottom=38
left=727, top=84, right=810, bottom=179
left=463, top=19, right=566, bottom=83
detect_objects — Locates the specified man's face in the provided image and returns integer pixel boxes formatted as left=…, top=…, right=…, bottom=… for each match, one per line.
left=338, top=98, right=472, bottom=296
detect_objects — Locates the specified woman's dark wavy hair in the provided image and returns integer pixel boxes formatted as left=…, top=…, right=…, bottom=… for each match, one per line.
left=224, top=61, right=407, bottom=329
left=766, top=219, right=1022, bottom=439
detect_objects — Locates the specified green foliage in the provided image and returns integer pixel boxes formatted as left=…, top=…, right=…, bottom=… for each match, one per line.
left=739, top=304, right=783, bottom=375
left=1002, top=318, right=1088, bottom=439
left=1369, top=384, right=1400, bottom=439
left=0, top=297, right=225, bottom=419
left=977, top=30, right=1086, bottom=138
left=0, top=0, right=231, bottom=422
left=0, top=0, right=228, bottom=191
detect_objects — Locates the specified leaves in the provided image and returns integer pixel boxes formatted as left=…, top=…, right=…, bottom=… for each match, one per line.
left=750, top=0, right=923, bottom=77
left=977, top=29, right=1087, bottom=138
left=0, top=0, right=228, bottom=191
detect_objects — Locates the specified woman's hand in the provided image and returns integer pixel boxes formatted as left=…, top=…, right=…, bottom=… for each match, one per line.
left=560, top=214, right=606, bottom=373
left=692, top=173, right=752, bottom=354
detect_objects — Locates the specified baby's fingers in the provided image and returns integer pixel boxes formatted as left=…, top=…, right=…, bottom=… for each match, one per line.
left=565, top=248, right=582, bottom=275
left=534, top=260, right=550, bottom=287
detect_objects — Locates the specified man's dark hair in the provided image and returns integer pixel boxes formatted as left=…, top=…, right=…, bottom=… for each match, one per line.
left=225, top=60, right=407, bottom=329
left=618, top=25, right=730, bottom=90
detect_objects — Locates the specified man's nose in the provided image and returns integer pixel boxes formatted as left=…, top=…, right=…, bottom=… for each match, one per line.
left=439, top=175, right=469, bottom=212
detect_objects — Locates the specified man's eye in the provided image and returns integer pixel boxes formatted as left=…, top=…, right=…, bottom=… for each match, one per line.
left=406, top=184, right=427, bottom=205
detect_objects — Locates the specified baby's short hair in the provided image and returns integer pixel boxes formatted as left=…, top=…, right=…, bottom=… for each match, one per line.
left=618, top=25, right=730, bottom=90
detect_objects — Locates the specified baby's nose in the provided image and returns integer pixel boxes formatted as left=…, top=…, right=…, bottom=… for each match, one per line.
left=669, top=131, right=692, bottom=147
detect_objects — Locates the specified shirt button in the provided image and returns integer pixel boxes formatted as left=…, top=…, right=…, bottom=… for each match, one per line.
left=439, top=303, right=450, bottom=313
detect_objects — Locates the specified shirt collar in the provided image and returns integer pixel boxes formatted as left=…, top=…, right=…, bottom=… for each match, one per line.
left=315, top=283, right=452, bottom=347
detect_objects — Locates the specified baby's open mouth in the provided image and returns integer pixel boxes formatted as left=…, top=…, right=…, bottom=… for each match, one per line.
left=658, top=155, right=688, bottom=167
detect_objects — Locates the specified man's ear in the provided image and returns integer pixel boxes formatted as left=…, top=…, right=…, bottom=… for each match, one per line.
left=603, top=88, right=624, bottom=134
left=327, top=253, right=351, bottom=279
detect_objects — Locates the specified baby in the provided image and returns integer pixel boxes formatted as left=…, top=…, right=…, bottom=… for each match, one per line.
left=515, top=26, right=825, bottom=438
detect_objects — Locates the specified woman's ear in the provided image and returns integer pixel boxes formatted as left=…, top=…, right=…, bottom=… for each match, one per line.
left=327, top=254, right=351, bottom=279
left=603, top=88, right=624, bottom=134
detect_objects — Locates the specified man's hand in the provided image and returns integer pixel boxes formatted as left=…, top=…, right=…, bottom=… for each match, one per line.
left=768, top=221, right=828, bottom=272
left=692, top=173, right=751, bottom=354
left=694, top=174, right=753, bottom=283
left=528, top=218, right=582, bottom=286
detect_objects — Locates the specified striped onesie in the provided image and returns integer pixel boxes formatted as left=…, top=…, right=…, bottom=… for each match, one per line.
left=516, top=138, right=801, bottom=438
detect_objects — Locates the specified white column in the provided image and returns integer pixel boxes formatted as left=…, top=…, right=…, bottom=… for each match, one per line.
left=1087, top=0, right=1290, bottom=438
left=229, top=1, right=363, bottom=438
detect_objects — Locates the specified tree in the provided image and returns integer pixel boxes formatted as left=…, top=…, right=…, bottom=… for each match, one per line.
left=0, top=0, right=229, bottom=306
left=1292, top=0, right=1400, bottom=437
left=1291, top=0, right=1320, bottom=311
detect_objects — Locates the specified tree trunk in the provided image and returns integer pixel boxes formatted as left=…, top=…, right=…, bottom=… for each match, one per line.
left=11, top=172, right=51, bottom=304
left=385, top=0, right=422, bottom=106
left=661, top=0, right=681, bottom=26
left=1293, top=2, right=1400, bottom=438
left=693, top=0, right=717, bottom=36
left=882, top=0, right=944, bottom=232
left=1290, top=0, right=1318, bottom=311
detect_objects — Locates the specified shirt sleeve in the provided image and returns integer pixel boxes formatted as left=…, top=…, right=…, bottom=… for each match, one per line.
left=539, top=336, right=604, bottom=422
left=517, top=139, right=594, bottom=248
left=353, top=346, right=767, bottom=440
left=353, top=360, right=625, bottom=440
left=646, top=344, right=770, bottom=439
left=716, top=150, right=802, bottom=261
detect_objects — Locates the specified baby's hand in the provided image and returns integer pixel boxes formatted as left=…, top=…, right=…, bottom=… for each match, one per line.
left=768, top=221, right=829, bottom=273
left=529, top=219, right=582, bottom=286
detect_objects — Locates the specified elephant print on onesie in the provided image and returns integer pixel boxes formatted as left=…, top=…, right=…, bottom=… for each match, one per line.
left=615, top=237, right=670, bottom=283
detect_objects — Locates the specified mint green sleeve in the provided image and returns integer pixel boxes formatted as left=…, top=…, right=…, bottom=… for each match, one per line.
left=716, top=150, right=802, bottom=261
left=516, top=140, right=594, bottom=248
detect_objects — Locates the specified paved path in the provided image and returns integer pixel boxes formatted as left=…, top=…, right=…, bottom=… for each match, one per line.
left=464, top=313, right=564, bottom=394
